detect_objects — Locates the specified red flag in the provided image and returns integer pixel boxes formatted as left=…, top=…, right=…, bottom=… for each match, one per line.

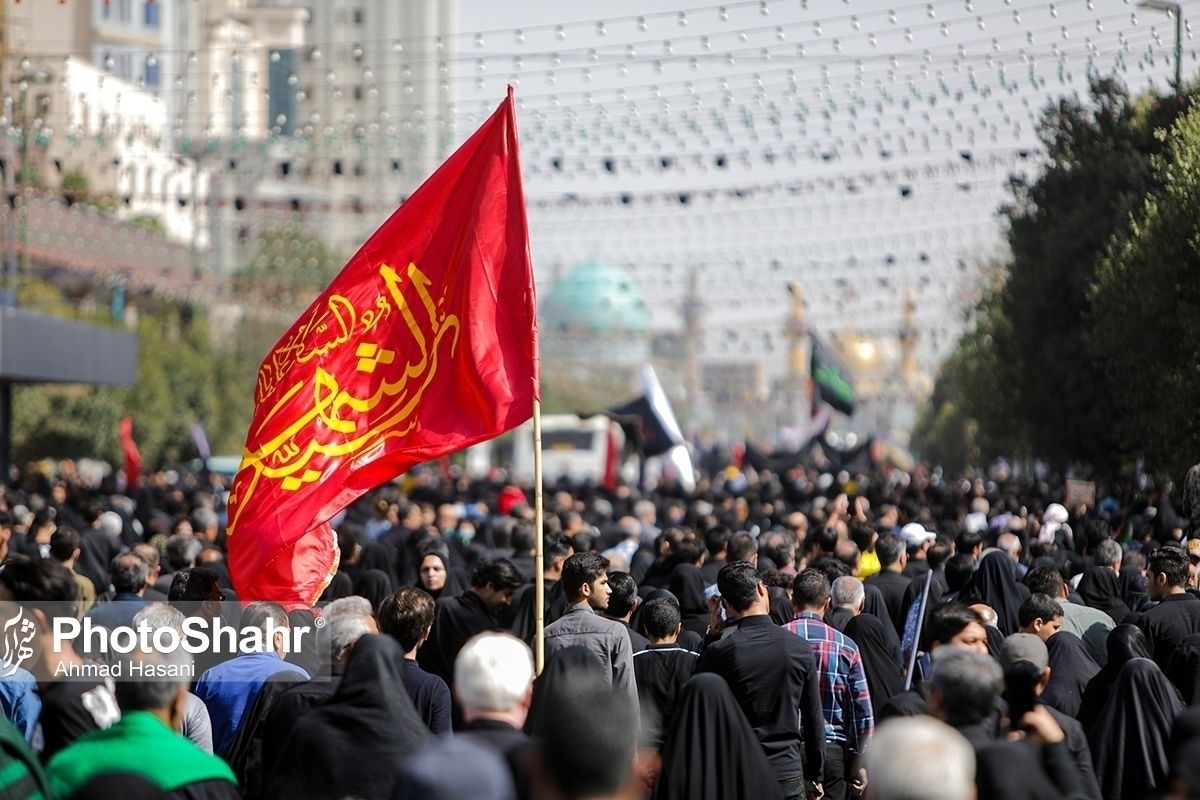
left=119, top=415, right=142, bottom=491
left=228, top=90, right=538, bottom=606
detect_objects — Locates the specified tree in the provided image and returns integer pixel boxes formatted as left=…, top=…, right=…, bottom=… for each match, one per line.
left=232, top=224, right=347, bottom=306
left=915, top=79, right=1190, bottom=474
left=1091, top=106, right=1200, bottom=476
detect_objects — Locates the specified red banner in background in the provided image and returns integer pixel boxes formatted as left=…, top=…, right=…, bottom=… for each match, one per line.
left=228, top=90, right=539, bottom=607
left=119, top=415, right=142, bottom=491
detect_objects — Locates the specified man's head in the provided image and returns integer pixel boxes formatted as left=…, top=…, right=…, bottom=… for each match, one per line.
left=1148, top=546, right=1190, bottom=601
left=925, top=603, right=988, bottom=653
left=831, top=575, right=865, bottom=613
left=544, top=532, right=573, bottom=578
left=1094, top=539, right=1123, bottom=572
left=1017, top=593, right=1063, bottom=642
left=640, top=597, right=682, bottom=643
left=955, top=529, right=984, bottom=561
left=704, top=525, right=733, bottom=560
left=167, top=567, right=223, bottom=607
left=454, top=632, right=534, bottom=727
left=876, top=534, right=908, bottom=572
left=716, top=561, right=767, bottom=615
left=1000, top=632, right=1052, bottom=701
left=864, top=717, right=975, bottom=800
left=997, top=533, right=1022, bottom=564
left=110, top=552, right=151, bottom=595
left=114, top=647, right=195, bottom=731
left=562, top=552, right=612, bottom=609
left=1023, top=565, right=1067, bottom=600
left=0, top=556, right=78, bottom=604
left=470, top=559, right=526, bottom=614
left=900, top=523, right=937, bottom=558
left=925, top=647, right=1004, bottom=729
left=378, top=587, right=435, bottom=655
left=240, top=601, right=291, bottom=656
left=163, top=534, right=203, bottom=573
left=792, top=568, right=831, bottom=613
left=534, top=680, right=637, bottom=800
left=323, top=595, right=378, bottom=664
left=727, top=532, right=758, bottom=564
left=131, top=543, right=162, bottom=583
left=48, top=527, right=81, bottom=565
left=604, top=572, right=639, bottom=621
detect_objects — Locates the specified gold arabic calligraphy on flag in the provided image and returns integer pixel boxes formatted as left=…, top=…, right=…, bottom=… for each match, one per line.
left=229, top=262, right=460, bottom=530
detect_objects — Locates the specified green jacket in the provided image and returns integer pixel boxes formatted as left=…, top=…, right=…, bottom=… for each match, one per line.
left=45, top=711, right=237, bottom=799
left=0, top=713, right=49, bottom=800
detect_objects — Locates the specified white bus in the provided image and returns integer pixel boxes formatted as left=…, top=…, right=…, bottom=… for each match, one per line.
left=510, top=414, right=629, bottom=487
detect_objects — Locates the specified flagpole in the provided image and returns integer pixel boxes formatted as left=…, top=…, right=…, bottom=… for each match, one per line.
left=532, top=397, right=545, bottom=675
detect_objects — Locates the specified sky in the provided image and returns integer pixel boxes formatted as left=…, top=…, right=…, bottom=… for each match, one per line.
left=449, top=0, right=1185, bottom=394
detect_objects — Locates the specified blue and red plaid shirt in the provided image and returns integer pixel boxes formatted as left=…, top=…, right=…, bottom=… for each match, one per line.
left=785, top=611, right=874, bottom=754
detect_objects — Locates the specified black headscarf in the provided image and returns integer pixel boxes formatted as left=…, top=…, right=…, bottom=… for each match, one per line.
left=524, top=645, right=607, bottom=737
left=265, top=635, right=428, bottom=800
left=1042, top=631, right=1099, bottom=719
left=416, top=550, right=469, bottom=601
left=767, top=586, right=794, bottom=627
left=359, top=541, right=399, bottom=587
left=354, top=569, right=394, bottom=613
left=1087, top=658, right=1185, bottom=800
left=844, top=613, right=905, bottom=706
left=320, top=571, right=354, bottom=603
left=962, top=551, right=1029, bottom=636
left=1077, top=566, right=1134, bottom=625
left=653, top=673, right=785, bottom=800
left=1165, top=631, right=1200, bottom=705
left=668, top=563, right=710, bottom=637
left=1118, top=564, right=1152, bottom=614
left=1080, top=624, right=1152, bottom=731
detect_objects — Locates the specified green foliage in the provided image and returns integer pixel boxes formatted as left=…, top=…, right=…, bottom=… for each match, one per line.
left=1091, top=106, right=1200, bottom=476
left=9, top=279, right=272, bottom=470
left=232, top=224, right=347, bottom=306
left=60, top=169, right=89, bottom=195
left=915, top=79, right=1191, bottom=475
left=128, top=214, right=166, bottom=235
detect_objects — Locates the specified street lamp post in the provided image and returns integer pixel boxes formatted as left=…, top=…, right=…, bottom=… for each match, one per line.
left=1140, top=0, right=1184, bottom=94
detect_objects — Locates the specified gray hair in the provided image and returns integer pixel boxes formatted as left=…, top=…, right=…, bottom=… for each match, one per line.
left=831, top=576, right=865, bottom=610
left=325, top=596, right=375, bottom=657
left=927, top=647, right=1003, bottom=728
left=1094, top=539, right=1123, bottom=570
left=864, top=717, right=976, bottom=800
left=114, top=647, right=194, bottom=713
left=454, top=632, right=534, bottom=712
left=164, top=534, right=203, bottom=571
left=133, top=602, right=186, bottom=631
left=110, top=553, right=150, bottom=594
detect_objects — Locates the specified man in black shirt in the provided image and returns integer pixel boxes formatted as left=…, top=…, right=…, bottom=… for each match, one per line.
left=1139, top=546, right=1200, bottom=669
left=696, top=561, right=825, bottom=800
left=865, top=534, right=912, bottom=636
left=632, top=597, right=696, bottom=748
left=602, top=572, right=649, bottom=653
left=418, top=558, right=525, bottom=692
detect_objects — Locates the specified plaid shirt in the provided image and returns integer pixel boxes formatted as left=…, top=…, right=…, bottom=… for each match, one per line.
left=785, top=611, right=874, bottom=754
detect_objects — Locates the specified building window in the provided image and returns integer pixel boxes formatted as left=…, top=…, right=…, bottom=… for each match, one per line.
left=352, top=86, right=363, bottom=101
left=353, top=9, right=365, bottom=25
left=118, top=0, right=132, bottom=22
left=101, top=1, right=111, bottom=20
left=144, top=1, right=159, bottom=28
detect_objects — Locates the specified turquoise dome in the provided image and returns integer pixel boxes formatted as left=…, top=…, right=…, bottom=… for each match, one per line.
left=540, top=259, right=648, bottom=334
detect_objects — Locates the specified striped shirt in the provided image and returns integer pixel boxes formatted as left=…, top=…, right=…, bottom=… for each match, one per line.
left=785, top=611, right=874, bottom=753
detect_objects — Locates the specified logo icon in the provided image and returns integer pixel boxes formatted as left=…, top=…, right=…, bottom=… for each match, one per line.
left=0, top=607, right=36, bottom=677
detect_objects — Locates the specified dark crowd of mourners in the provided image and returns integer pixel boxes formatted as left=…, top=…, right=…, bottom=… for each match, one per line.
left=0, top=457, right=1200, bottom=799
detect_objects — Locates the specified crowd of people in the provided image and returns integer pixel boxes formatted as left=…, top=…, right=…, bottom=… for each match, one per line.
left=0, top=460, right=1198, bottom=799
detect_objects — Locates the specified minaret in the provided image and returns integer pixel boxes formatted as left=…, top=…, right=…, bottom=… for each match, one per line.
left=682, top=264, right=702, bottom=413
left=786, top=281, right=810, bottom=424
